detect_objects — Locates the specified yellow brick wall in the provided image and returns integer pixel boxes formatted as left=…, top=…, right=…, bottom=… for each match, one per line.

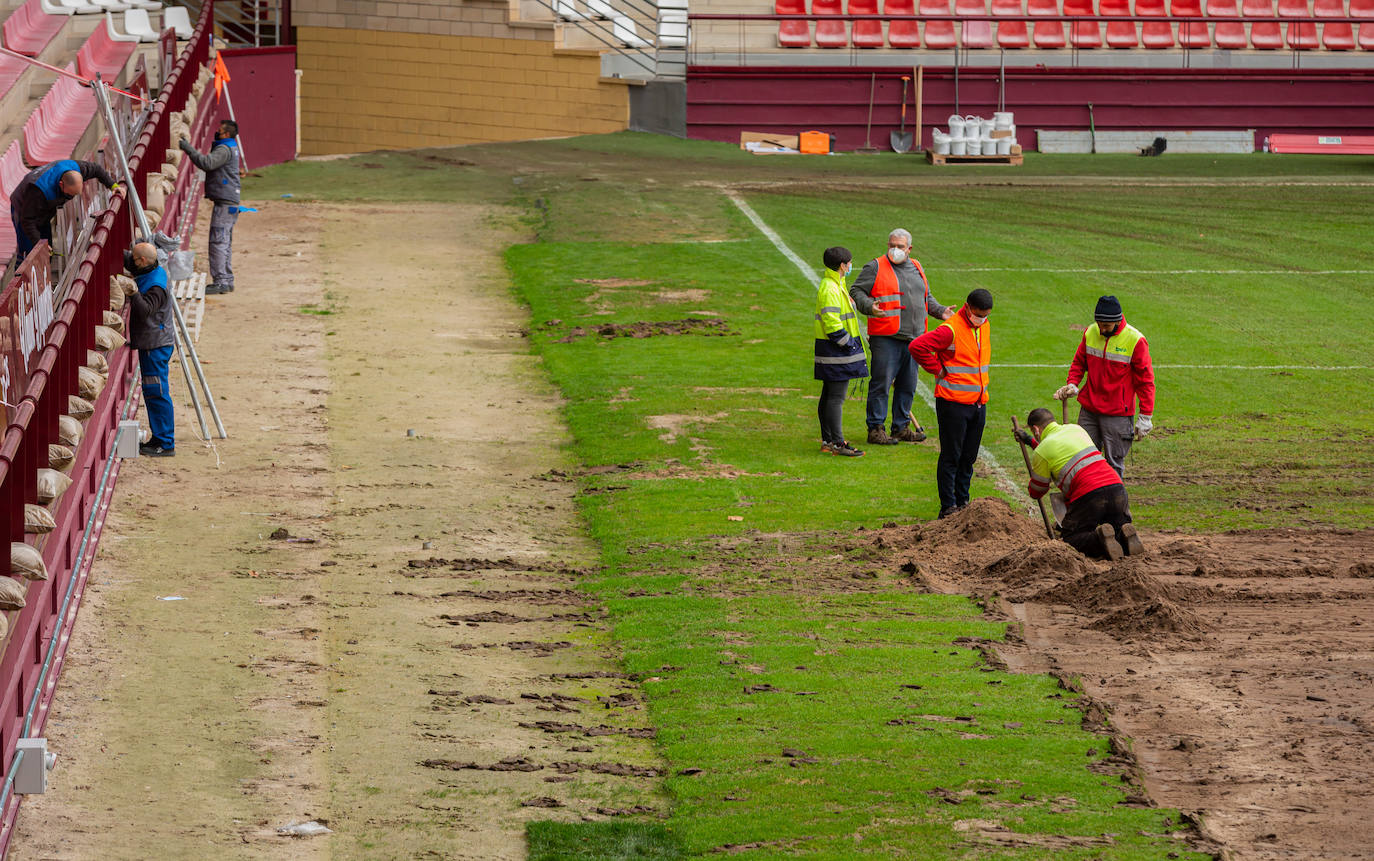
left=296, top=25, right=630, bottom=154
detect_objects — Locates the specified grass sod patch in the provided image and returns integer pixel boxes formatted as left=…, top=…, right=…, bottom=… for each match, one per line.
left=527, top=821, right=686, bottom=860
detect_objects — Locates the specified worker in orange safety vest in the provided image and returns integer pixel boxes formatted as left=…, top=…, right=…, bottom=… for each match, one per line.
left=848, top=228, right=954, bottom=447
left=910, top=289, right=992, bottom=519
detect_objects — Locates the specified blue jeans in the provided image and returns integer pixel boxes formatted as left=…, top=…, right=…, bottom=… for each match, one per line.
left=866, top=335, right=917, bottom=432
left=935, top=398, right=986, bottom=511
left=139, top=345, right=175, bottom=449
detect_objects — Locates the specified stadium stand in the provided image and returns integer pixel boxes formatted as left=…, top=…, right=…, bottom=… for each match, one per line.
left=163, top=4, right=192, bottom=38
left=851, top=0, right=885, bottom=46
left=1065, top=0, right=1103, bottom=48
left=1099, top=0, right=1140, bottom=46
left=22, top=63, right=98, bottom=165
left=959, top=0, right=994, bottom=46
left=1134, top=0, right=1176, bottom=47
left=885, top=0, right=921, bottom=46
left=1208, top=0, right=1248, bottom=48
left=1173, top=0, right=1211, bottom=47
left=4, top=0, right=67, bottom=56
left=77, top=18, right=137, bottom=78
left=1316, top=0, right=1355, bottom=48
left=814, top=0, right=848, bottom=48
left=993, top=0, right=1030, bottom=47
left=1358, top=0, right=1374, bottom=48
left=777, top=0, right=811, bottom=45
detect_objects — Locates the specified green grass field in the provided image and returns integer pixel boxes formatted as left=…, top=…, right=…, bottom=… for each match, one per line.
left=249, top=136, right=1374, bottom=859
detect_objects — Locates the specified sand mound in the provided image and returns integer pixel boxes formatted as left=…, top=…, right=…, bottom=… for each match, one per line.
left=977, top=543, right=1098, bottom=599
left=1032, top=563, right=1178, bottom=614
left=912, top=497, right=1047, bottom=551
left=1088, top=599, right=1208, bottom=638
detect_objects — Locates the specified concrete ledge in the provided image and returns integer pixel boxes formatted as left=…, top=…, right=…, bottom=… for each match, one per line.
left=600, top=75, right=646, bottom=85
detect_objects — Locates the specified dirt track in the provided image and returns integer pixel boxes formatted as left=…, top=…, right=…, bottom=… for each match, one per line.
left=10, top=200, right=660, bottom=859
left=893, top=499, right=1374, bottom=861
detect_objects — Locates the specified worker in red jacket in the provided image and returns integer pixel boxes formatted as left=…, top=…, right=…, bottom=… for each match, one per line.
left=1055, top=295, right=1155, bottom=478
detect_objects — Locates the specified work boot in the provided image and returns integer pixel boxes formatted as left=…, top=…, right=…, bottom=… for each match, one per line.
left=867, top=427, right=898, bottom=446
left=138, top=443, right=175, bottom=458
left=1096, top=523, right=1123, bottom=561
left=1120, top=523, right=1145, bottom=556
left=822, top=440, right=864, bottom=457
left=892, top=426, right=927, bottom=443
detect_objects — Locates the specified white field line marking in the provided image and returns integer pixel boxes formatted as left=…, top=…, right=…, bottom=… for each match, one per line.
left=997, top=363, right=1374, bottom=371
left=726, top=192, right=1033, bottom=511
left=953, top=268, right=1374, bottom=275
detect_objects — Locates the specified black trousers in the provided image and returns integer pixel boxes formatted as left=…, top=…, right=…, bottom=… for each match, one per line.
left=935, top=399, right=986, bottom=510
left=818, top=379, right=849, bottom=443
left=1060, top=484, right=1133, bottom=559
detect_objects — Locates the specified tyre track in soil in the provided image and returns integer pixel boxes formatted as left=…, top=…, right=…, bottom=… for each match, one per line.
left=11, top=200, right=662, bottom=860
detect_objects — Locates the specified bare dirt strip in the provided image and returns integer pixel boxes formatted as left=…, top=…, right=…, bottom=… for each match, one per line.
left=887, top=498, right=1374, bottom=861
left=10, top=200, right=660, bottom=860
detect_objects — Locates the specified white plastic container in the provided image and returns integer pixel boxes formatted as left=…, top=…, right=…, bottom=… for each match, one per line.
left=932, top=129, right=952, bottom=155
left=947, top=114, right=966, bottom=138
left=950, top=137, right=967, bottom=156
left=996, top=136, right=1013, bottom=155
left=993, top=111, right=1014, bottom=129
left=979, top=118, right=994, bottom=137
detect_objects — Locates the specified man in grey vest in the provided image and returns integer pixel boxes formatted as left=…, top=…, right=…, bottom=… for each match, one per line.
left=122, top=242, right=177, bottom=456
left=179, top=119, right=241, bottom=295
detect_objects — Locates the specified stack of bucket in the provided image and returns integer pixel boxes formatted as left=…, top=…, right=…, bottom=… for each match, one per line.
left=933, top=112, right=1015, bottom=156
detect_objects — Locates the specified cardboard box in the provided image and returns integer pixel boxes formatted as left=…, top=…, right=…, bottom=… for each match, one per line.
left=740, top=131, right=799, bottom=152
left=990, top=129, right=1015, bottom=139
left=1010, top=144, right=1023, bottom=155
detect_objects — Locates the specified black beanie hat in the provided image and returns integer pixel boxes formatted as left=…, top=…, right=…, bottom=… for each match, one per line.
left=1094, top=295, right=1123, bottom=322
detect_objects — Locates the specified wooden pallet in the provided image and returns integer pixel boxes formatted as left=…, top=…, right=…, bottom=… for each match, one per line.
left=926, top=150, right=1023, bottom=166
left=172, top=271, right=207, bottom=343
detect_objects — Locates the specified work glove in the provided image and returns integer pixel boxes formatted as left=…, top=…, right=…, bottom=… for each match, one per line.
left=1013, top=429, right=1035, bottom=447
left=1133, top=414, right=1153, bottom=440
left=1054, top=383, right=1079, bottom=401
left=178, top=137, right=192, bottom=152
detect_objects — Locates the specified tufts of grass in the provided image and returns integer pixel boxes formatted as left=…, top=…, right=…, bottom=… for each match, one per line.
left=527, top=820, right=685, bottom=860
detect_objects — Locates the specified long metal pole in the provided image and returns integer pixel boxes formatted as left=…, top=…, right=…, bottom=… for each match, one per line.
left=93, top=79, right=226, bottom=439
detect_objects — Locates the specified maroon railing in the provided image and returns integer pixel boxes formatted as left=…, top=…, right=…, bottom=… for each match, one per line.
left=0, top=3, right=216, bottom=854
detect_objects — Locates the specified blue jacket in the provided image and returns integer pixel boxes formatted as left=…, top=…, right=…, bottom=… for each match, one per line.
left=129, top=266, right=176, bottom=351
left=9, top=159, right=116, bottom=243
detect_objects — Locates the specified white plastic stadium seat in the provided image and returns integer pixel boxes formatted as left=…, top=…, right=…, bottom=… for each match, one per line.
left=554, top=0, right=586, bottom=20
left=612, top=15, right=650, bottom=46
left=55, top=0, right=104, bottom=13
left=40, top=0, right=76, bottom=17
left=585, top=0, right=615, bottom=18
left=127, top=0, right=163, bottom=10
left=162, top=5, right=192, bottom=38
left=104, top=10, right=141, bottom=41
left=91, top=0, right=133, bottom=11
left=122, top=8, right=160, bottom=40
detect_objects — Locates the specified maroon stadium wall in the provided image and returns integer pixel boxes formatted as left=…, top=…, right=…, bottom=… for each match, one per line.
left=217, top=46, right=298, bottom=168
left=687, top=66, right=1374, bottom=152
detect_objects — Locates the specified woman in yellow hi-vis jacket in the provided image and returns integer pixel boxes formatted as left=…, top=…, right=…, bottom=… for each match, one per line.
left=813, top=247, right=869, bottom=456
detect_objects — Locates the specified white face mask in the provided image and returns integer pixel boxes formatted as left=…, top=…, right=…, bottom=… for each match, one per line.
left=888, top=247, right=908, bottom=264
left=968, top=313, right=988, bottom=327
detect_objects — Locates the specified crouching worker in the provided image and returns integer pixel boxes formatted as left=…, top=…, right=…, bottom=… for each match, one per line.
left=814, top=246, right=867, bottom=456
left=124, top=242, right=176, bottom=457
left=1016, top=407, right=1144, bottom=560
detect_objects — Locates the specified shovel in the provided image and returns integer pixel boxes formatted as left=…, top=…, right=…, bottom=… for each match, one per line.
left=890, top=75, right=913, bottom=153
left=856, top=74, right=880, bottom=154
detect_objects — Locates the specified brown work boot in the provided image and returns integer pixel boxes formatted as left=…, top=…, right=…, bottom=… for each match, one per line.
left=1096, top=524, right=1124, bottom=561
left=867, top=427, right=899, bottom=446
left=892, top=426, right=927, bottom=443
left=1120, top=523, right=1145, bottom=556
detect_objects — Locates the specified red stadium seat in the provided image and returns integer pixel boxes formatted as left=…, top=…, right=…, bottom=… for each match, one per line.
left=1100, top=0, right=1140, bottom=45
left=921, top=0, right=957, bottom=48
left=1030, top=0, right=1067, bottom=45
left=958, top=0, right=995, bottom=45
left=0, top=141, right=19, bottom=261
left=993, top=0, right=1030, bottom=46
left=850, top=0, right=886, bottom=45
left=1280, top=0, right=1318, bottom=47
left=886, top=0, right=922, bottom=45
left=1065, top=0, right=1103, bottom=46
left=1356, top=0, right=1374, bottom=47
left=1315, top=0, right=1354, bottom=48
left=22, top=63, right=97, bottom=166
left=76, top=21, right=137, bottom=79
left=1245, top=0, right=1283, bottom=47
left=1208, top=0, right=1248, bottom=47
left=1135, top=0, right=1176, bottom=45
left=1173, top=0, right=1211, bottom=45
left=814, top=0, right=849, bottom=46
left=3, top=0, right=67, bottom=57
left=777, top=0, right=811, bottom=47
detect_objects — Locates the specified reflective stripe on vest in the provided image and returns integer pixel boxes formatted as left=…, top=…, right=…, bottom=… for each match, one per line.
left=1085, top=323, right=1142, bottom=365
left=934, top=312, right=990, bottom=405
left=1054, top=445, right=1105, bottom=498
left=866, top=255, right=902, bottom=336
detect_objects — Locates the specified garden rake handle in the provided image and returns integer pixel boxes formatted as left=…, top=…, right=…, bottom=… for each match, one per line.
left=1012, top=416, right=1055, bottom=539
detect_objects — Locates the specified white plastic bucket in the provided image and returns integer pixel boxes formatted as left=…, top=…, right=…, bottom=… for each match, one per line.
left=932, top=129, right=952, bottom=155
left=967, top=138, right=983, bottom=155
left=993, top=111, right=1014, bottom=129
left=947, top=114, right=966, bottom=138
left=979, top=118, right=994, bottom=137
left=950, top=137, right=967, bottom=156
left=996, top=136, right=1012, bottom=155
